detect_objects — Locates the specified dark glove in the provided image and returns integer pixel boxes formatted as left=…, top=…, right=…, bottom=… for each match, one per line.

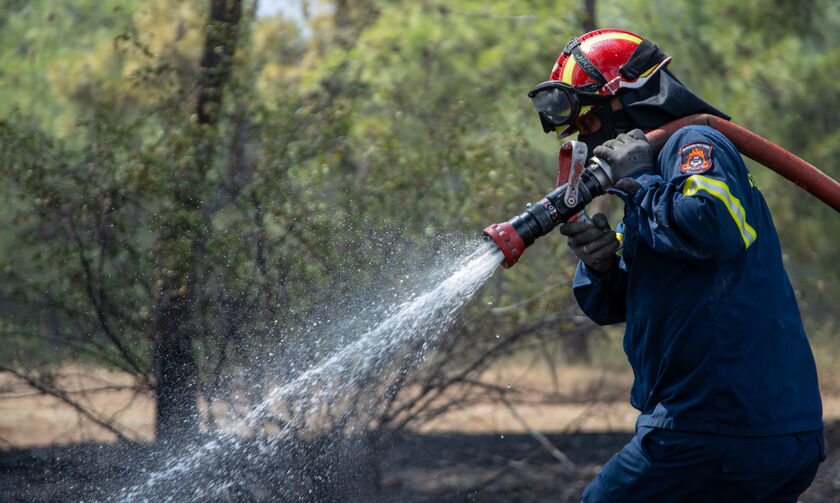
left=558, top=213, right=619, bottom=274
left=593, top=129, right=653, bottom=182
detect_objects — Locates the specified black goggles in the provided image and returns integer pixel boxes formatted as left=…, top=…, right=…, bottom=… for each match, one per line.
left=527, top=81, right=612, bottom=133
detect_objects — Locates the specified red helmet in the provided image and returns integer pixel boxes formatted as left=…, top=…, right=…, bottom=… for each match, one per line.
left=540, top=29, right=671, bottom=136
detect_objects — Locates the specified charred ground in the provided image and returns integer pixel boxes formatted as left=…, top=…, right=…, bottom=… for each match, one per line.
left=1, top=422, right=838, bottom=502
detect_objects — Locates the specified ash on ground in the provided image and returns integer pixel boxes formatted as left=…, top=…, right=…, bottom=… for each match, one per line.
left=1, top=422, right=838, bottom=502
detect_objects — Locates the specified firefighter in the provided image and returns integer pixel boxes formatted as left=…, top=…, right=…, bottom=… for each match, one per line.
left=528, top=29, right=825, bottom=501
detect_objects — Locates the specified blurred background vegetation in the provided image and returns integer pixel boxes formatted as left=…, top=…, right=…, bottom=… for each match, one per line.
left=0, top=0, right=838, bottom=443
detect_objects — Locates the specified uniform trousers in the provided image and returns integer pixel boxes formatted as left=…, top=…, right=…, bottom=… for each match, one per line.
left=582, top=426, right=825, bottom=503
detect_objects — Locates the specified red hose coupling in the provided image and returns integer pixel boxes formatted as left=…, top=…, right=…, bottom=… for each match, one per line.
left=482, top=222, right=525, bottom=268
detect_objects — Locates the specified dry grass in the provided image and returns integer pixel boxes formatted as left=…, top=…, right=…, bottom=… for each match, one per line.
left=417, top=360, right=639, bottom=434
left=420, top=356, right=840, bottom=434
left=1, top=358, right=838, bottom=449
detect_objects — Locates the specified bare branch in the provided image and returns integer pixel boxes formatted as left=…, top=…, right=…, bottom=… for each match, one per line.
left=385, top=314, right=591, bottom=431
left=499, top=393, right=575, bottom=468
left=0, top=367, right=138, bottom=444
left=0, top=384, right=143, bottom=400
left=66, top=217, right=147, bottom=380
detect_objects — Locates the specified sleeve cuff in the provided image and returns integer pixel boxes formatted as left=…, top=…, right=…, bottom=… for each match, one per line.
left=573, top=259, right=616, bottom=289
left=630, top=171, right=662, bottom=188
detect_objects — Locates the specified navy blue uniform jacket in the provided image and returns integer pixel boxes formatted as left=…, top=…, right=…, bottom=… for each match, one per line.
left=573, top=125, right=823, bottom=436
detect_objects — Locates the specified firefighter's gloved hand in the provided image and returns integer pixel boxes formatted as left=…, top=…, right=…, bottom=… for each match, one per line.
left=593, top=129, right=653, bottom=182
left=558, top=213, right=619, bottom=274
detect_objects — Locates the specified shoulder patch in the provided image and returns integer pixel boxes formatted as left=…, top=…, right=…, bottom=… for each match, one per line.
left=678, top=142, right=714, bottom=174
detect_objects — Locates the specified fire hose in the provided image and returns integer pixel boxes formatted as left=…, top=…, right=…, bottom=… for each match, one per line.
left=483, top=113, right=840, bottom=268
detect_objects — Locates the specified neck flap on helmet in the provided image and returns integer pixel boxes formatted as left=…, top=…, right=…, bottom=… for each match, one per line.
left=616, top=40, right=730, bottom=129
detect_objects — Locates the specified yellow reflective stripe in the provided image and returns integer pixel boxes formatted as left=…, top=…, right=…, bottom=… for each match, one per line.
left=747, top=173, right=757, bottom=188
left=582, top=32, right=643, bottom=48
left=638, top=63, right=660, bottom=78
left=561, top=33, right=644, bottom=83
left=682, top=175, right=757, bottom=248
left=615, top=232, right=624, bottom=257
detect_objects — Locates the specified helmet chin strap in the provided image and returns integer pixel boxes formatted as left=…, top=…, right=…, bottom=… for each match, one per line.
left=577, top=107, right=636, bottom=159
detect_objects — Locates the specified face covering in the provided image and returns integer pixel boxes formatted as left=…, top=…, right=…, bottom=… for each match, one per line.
left=577, top=106, right=636, bottom=158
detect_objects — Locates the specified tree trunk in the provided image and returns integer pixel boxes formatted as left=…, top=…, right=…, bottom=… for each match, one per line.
left=197, top=0, right=243, bottom=126
left=581, top=0, right=597, bottom=32
left=153, top=0, right=242, bottom=443
left=154, top=292, right=199, bottom=442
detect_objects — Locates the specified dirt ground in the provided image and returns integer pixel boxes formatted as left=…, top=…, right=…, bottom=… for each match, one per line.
left=5, top=363, right=839, bottom=447
left=0, top=364, right=645, bottom=448
left=1, top=364, right=839, bottom=501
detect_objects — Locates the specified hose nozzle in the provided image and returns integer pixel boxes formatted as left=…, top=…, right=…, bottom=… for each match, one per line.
left=482, top=156, right=614, bottom=268
left=482, top=222, right=525, bottom=268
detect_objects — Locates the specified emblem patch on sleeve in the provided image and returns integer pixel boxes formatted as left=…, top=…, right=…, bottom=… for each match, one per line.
left=678, top=142, right=714, bottom=174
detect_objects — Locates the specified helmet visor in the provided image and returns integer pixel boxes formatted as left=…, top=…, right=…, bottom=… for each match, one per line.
left=529, top=86, right=576, bottom=133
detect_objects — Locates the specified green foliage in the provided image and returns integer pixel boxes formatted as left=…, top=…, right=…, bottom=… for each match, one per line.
left=0, top=0, right=145, bottom=132
left=307, top=0, right=591, bottom=323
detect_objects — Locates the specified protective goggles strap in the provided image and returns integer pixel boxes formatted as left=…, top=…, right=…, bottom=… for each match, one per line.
left=563, top=38, right=607, bottom=86
left=527, top=80, right=602, bottom=97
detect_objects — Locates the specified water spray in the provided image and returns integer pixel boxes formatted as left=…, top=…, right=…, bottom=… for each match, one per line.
left=113, top=241, right=503, bottom=502
left=483, top=114, right=840, bottom=268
